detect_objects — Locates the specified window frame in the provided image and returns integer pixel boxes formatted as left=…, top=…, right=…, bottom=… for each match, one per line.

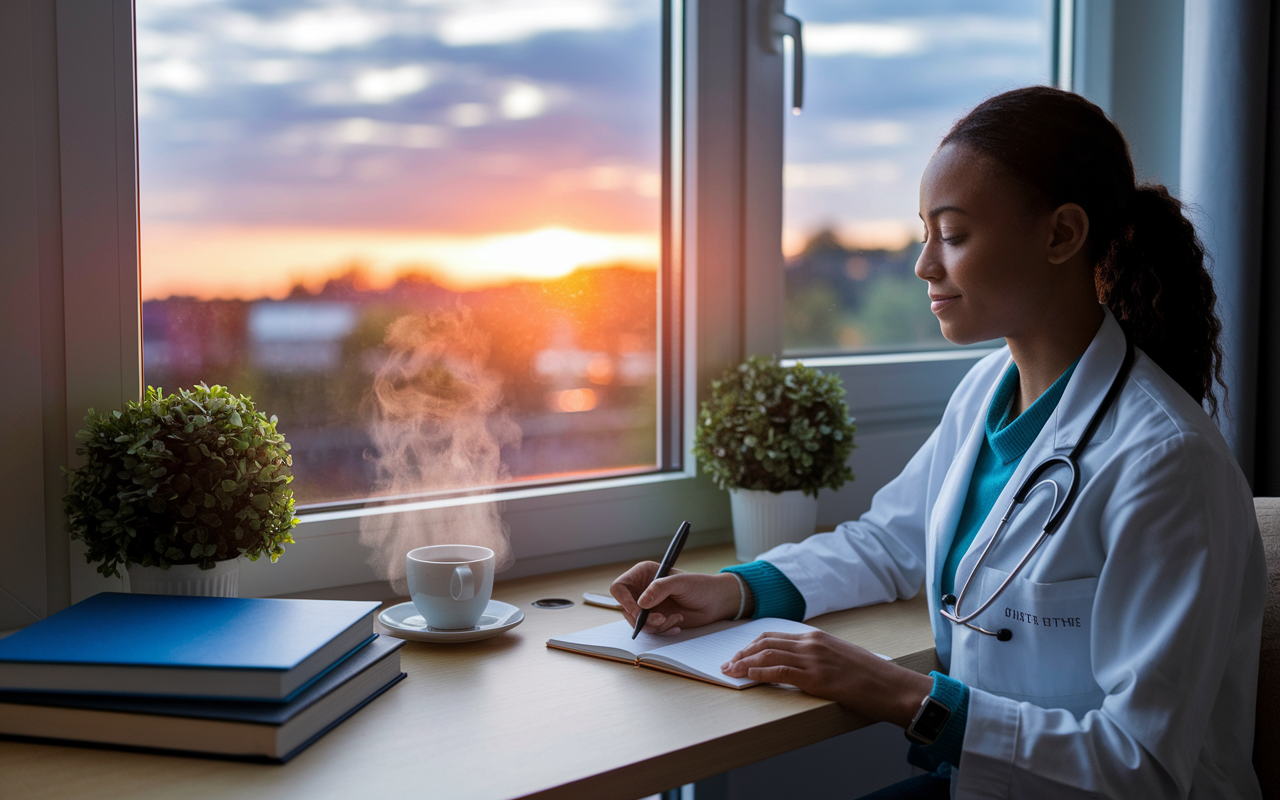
left=54, top=0, right=739, bottom=602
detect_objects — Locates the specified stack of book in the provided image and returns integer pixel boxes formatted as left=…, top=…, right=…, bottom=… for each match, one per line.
left=0, top=592, right=404, bottom=763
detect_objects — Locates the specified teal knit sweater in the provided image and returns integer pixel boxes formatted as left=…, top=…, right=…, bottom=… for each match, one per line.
left=723, top=358, right=1077, bottom=767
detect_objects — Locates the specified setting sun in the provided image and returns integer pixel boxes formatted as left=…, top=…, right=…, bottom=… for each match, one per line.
left=141, top=225, right=659, bottom=301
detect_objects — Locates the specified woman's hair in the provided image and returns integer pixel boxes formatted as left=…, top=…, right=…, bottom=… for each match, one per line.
left=941, top=86, right=1226, bottom=416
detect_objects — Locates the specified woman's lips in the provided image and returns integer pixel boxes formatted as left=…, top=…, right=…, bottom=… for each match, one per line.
left=930, top=295, right=959, bottom=314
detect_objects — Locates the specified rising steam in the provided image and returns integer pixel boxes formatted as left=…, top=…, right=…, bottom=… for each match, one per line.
left=359, top=309, right=520, bottom=593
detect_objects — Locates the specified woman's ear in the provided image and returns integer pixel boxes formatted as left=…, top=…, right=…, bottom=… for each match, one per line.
left=1046, top=203, right=1090, bottom=265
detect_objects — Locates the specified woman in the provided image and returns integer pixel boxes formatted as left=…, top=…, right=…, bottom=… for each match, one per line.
left=610, top=87, right=1266, bottom=799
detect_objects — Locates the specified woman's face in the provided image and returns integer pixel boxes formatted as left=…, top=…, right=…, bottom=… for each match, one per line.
left=915, top=143, right=1061, bottom=345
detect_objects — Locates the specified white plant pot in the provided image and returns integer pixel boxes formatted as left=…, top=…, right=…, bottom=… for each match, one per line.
left=127, top=558, right=240, bottom=597
left=729, top=489, right=819, bottom=562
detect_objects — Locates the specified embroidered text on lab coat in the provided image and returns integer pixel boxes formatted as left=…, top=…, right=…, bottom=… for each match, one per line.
left=1004, top=607, right=1084, bottom=628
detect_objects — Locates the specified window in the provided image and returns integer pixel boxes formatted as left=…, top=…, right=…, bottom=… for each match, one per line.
left=136, top=0, right=675, bottom=510
left=781, top=0, right=1056, bottom=355
left=7, top=1, right=1076, bottom=609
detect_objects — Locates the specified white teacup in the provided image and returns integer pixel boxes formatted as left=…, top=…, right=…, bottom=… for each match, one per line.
left=406, top=545, right=496, bottom=631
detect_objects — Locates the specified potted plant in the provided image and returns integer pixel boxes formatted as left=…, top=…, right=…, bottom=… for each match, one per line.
left=693, top=355, right=856, bottom=561
left=63, top=384, right=299, bottom=596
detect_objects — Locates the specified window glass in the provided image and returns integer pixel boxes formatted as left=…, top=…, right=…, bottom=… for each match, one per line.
left=137, top=1, right=667, bottom=506
left=782, top=1, right=1054, bottom=355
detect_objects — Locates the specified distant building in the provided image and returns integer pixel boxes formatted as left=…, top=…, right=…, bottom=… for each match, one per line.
left=249, top=302, right=358, bottom=373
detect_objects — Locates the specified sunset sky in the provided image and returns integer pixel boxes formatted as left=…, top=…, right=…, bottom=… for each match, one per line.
left=137, top=0, right=1050, bottom=301
left=141, top=224, right=660, bottom=298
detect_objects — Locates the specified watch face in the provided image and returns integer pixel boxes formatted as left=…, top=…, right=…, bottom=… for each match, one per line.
left=908, top=697, right=952, bottom=744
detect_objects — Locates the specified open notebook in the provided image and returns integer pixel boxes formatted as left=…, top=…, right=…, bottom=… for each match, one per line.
left=546, top=617, right=821, bottom=689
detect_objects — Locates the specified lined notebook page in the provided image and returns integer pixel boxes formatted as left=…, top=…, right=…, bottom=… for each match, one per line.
left=546, top=618, right=744, bottom=661
left=642, top=618, right=819, bottom=686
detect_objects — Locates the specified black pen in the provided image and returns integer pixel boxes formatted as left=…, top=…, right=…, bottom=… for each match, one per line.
left=632, top=520, right=692, bottom=639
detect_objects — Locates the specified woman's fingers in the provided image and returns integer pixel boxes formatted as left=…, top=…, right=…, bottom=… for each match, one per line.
left=646, top=613, right=684, bottom=635
left=610, top=562, right=690, bottom=616
left=609, top=561, right=659, bottom=617
left=609, top=586, right=641, bottom=619
left=743, top=663, right=804, bottom=684
left=726, top=632, right=807, bottom=663
left=636, top=571, right=696, bottom=609
left=624, top=609, right=684, bottom=634
left=721, top=645, right=804, bottom=677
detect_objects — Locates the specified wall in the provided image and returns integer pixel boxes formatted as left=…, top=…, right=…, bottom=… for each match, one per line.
left=0, top=0, right=68, bottom=629
left=1074, top=0, right=1185, bottom=194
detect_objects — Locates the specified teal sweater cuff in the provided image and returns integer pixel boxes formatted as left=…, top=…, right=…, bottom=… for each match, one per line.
left=720, top=561, right=806, bottom=621
left=922, top=671, right=968, bottom=767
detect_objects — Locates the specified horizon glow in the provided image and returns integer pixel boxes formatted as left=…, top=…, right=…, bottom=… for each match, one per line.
left=141, top=225, right=660, bottom=301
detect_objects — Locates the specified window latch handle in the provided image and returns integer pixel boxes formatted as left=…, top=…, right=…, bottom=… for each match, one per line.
left=760, top=0, right=804, bottom=114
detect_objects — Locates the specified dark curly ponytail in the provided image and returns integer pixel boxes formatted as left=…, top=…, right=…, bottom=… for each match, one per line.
left=1096, top=186, right=1225, bottom=415
left=942, top=86, right=1226, bottom=415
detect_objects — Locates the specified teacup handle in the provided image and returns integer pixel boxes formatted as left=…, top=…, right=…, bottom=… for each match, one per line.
left=450, top=564, right=475, bottom=601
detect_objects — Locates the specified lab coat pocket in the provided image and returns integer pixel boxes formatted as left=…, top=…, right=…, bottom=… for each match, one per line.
left=971, top=567, right=1099, bottom=704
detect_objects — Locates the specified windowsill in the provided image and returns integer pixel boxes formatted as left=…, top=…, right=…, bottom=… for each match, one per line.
left=782, top=347, right=1000, bottom=369
left=297, top=468, right=698, bottom=529
left=271, top=524, right=736, bottom=603
left=237, top=468, right=730, bottom=598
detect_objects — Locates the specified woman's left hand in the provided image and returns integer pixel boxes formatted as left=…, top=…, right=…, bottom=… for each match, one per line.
left=721, top=630, right=933, bottom=728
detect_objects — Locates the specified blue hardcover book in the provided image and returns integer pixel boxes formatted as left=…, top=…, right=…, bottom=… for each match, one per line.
left=0, top=592, right=380, bottom=701
left=0, top=636, right=406, bottom=763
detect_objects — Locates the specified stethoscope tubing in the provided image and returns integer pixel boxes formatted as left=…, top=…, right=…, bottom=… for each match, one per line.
left=941, top=479, right=1059, bottom=628
left=940, top=332, right=1136, bottom=642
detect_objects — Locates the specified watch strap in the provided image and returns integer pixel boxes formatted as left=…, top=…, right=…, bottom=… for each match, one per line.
left=923, top=672, right=969, bottom=764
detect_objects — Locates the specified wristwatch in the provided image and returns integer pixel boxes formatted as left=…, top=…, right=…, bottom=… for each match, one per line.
left=904, top=694, right=952, bottom=746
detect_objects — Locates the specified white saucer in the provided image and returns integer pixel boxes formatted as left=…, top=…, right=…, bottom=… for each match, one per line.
left=375, top=600, right=525, bottom=643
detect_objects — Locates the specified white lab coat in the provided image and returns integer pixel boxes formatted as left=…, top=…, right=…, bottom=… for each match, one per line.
left=759, top=309, right=1267, bottom=799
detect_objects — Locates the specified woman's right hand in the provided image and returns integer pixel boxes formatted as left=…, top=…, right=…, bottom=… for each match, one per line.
left=609, top=562, right=750, bottom=635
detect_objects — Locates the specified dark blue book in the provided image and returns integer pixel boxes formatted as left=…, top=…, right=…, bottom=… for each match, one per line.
left=0, top=592, right=380, bottom=700
left=0, top=635, right=406, bottom=763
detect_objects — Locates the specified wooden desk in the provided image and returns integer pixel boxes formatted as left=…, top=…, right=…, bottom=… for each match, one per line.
left=1, top=544, right=938, bottom=800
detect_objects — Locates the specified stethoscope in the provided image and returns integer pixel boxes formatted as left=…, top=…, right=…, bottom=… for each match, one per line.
left=939, top=332, right=1135, bottom=642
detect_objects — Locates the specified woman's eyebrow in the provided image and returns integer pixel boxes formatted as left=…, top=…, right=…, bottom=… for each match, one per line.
left=926, top=205, right=967, bottom=219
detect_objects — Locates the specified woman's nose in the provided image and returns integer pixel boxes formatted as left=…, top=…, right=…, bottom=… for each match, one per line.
left=915, top=245, right=941, bottom=282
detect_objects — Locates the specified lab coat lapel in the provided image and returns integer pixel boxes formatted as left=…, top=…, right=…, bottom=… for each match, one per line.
left=951, top=433, right=1046, bottom=598
left=927, top=358, right=1008, bottom=596
left=950, top=309, right=1125, bottom=592
left=1052, top=307, right=1127, bottom=452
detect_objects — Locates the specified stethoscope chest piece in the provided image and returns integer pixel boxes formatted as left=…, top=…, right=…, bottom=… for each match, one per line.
left=941, top=593, right=1013, bottom=641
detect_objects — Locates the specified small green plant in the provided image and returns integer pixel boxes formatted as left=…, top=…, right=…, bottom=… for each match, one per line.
left=63, top=384, right=299, bottom=578
left=693, top=355, right=856, bottom=497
